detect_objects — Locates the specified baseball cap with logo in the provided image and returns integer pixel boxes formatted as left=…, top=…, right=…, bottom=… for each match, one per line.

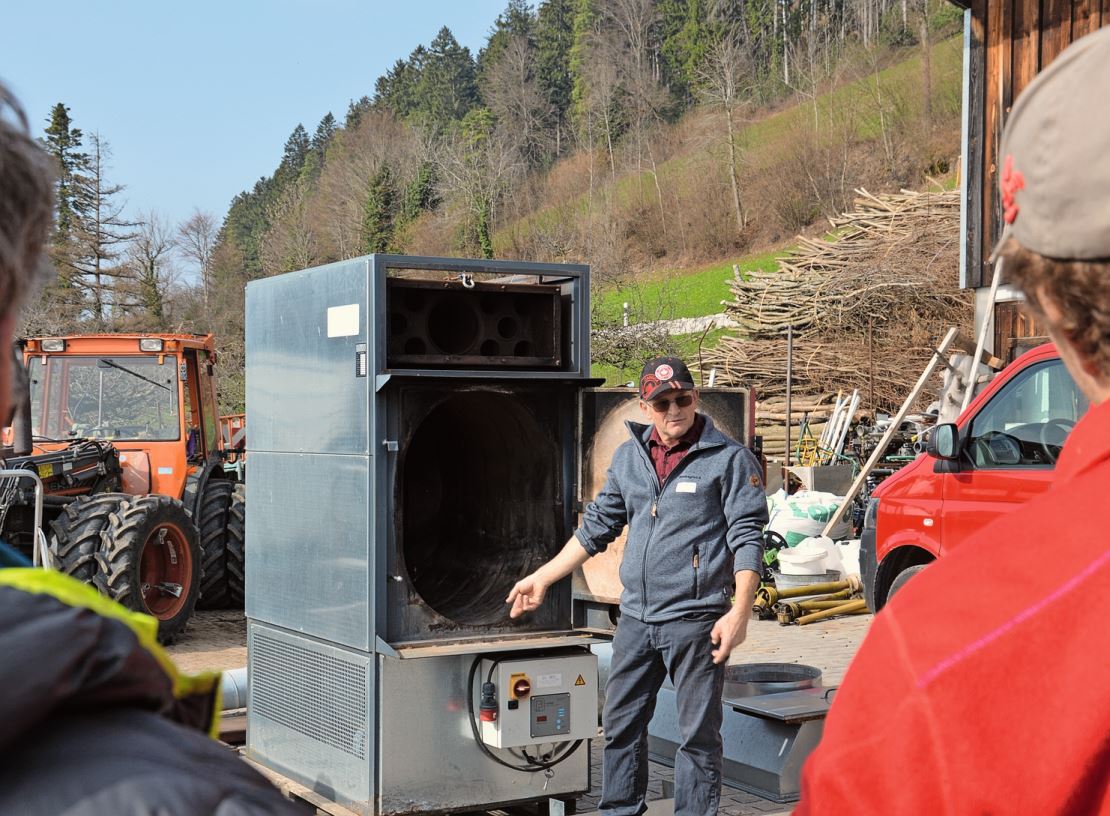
left=639, top=356, right=696, bottom=401
left=992, top=25, right=1110, bottom=261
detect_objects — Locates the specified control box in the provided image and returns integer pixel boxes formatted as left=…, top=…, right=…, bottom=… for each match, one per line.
left=477, top=652, right=598, bottom=749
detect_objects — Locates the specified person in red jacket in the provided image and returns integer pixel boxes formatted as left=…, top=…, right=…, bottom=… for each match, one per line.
left=796, top=26, right=1110, bottom=815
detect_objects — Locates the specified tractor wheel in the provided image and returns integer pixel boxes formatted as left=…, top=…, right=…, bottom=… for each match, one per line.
left=226, top=482, right=246, bottom=608
left=196, top=479, right=234, bottom=610
left=94, top=495, right=200, bottom=645
left=47, top=493, right=130, bottom=583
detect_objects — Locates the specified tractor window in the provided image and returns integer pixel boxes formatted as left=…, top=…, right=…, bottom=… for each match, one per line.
left=968, top=359, right=1088, bottom=468
left=31, top=356, right=181, bottom=442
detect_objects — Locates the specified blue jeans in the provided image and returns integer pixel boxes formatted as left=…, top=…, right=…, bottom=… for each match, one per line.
left=600, top=614, right=726, bottom=816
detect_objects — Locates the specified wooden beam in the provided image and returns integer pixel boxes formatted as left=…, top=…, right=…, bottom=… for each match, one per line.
left=820, top=328, right=961, bottom=539
left=1073, top=0, right=1099, bottom=38
left=982, top=0, right=1006, bottom=284
left=967, top=0, right=987, bottom=289
left=1041, top=0, right=1073, bottom=67
left=1012, top=0, right=1041, bottom=96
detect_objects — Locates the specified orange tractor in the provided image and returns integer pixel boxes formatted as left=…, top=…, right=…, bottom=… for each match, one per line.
left=0, top=333, right=245, bottom=642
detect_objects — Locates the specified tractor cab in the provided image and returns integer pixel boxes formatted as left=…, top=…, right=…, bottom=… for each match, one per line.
left=22, top=334, right=222, bottom=498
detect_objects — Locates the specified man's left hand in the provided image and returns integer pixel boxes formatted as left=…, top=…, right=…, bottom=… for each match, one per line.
left=710, top=608, right=749, bottom=665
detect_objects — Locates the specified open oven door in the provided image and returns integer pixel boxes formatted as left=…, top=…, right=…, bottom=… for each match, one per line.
left=572, top=386, right=756, bottom=637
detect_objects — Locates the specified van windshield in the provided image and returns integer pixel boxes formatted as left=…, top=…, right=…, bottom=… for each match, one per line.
left=969, top=359, right=1087, bottom=467
left=28, top=356, right=181, bottom=441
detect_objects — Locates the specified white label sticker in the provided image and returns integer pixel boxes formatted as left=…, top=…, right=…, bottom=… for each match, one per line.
left=675, top=481, right=697, bottom=494
left=157, top=467, right=173, bottom=475
left=327, top=304, right=360, bottom=338
left=536, top=673, right=562, bottom=689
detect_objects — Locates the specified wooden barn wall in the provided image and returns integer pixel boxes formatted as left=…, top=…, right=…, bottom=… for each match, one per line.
left=963, top=0, right=1110, bottom=289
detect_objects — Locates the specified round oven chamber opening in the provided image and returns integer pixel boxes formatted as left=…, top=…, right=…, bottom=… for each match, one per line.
left=401, top=391, right=560, bottom=626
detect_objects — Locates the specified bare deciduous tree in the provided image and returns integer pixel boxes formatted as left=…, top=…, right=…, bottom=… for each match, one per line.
left=124, top=211, right=176, bottom=328
left=696, top=36, right=755, bottom=236
left=177, top=209, right=217, bottom=310
left=484, top=34, right=555, bottom=167
left=260, top=180, right=318, bottom=276
left=435, top=120, right=524, bottom=258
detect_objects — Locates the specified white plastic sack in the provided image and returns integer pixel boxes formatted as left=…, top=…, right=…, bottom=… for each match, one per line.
left=767, top=491, right=853, bottom=546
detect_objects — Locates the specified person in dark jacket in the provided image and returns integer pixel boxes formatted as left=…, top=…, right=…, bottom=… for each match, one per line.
left=0, top=82, right=300, bottom=816
left=507, top=356, right=767, bottom=816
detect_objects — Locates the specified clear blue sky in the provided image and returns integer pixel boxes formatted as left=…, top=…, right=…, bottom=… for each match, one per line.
left=5, top=0, right=508, bottom=232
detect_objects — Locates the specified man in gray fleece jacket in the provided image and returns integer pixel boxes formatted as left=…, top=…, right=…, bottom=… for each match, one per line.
left=507, top=356, right=767, bottom=816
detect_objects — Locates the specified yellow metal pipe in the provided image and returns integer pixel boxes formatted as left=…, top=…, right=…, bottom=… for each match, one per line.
left=795, top=599, right=869, bottom=625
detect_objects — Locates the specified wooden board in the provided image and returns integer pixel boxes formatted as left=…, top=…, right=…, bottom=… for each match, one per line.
left=1073, top=0, right=1100, bottom=38
left=967, top=0, right=988, bottom=289
left=982, top=0, right=1006, bottom=279
left=994, top=301, right=1048, bottom=362
left=1012, top=0, right=1041, bottom=97
left=1041, top=0, right=1073, bottom=67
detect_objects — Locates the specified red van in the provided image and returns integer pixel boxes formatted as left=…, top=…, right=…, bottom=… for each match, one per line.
left=861, top=343, right=1090, bottom=611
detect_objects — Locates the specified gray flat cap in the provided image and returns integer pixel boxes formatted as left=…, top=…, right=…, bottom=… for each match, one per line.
left=998, top=25, right=1110, bottom=260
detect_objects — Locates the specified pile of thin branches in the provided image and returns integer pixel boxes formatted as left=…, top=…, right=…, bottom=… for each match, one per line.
left=698, top=187, right=974, bottom=456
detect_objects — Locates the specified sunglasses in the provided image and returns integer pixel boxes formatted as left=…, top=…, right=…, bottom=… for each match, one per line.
left=648, top=394, right=694, bottom=412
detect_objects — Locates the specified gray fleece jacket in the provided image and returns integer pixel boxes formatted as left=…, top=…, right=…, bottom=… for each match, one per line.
left=574, top=414, right=767, bottom=622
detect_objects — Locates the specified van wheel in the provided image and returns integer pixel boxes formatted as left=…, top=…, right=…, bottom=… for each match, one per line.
left=887, top=564, right=928, bottom=604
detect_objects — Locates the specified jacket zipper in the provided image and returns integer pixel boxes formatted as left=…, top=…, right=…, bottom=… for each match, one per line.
left=638, top=446, right=708, bottom=619
left=693, top=544, right=700, bottom=598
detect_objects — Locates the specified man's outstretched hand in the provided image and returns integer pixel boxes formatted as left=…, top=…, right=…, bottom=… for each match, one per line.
left=506, top=573, right=548, bottom=618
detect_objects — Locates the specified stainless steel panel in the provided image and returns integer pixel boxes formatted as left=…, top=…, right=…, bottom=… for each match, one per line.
left=246, top=451, right=370, bottom=650
left=378, top=653, right=591, bottom=814
left=647, top=684, right=824, bottom=804
left=247, top=623, right=373, bottom=813
left=246, top=257, right=370, bottom=455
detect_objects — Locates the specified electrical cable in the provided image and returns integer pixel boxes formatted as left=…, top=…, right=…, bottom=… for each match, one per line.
left=467, top=655, right=583, bottom=774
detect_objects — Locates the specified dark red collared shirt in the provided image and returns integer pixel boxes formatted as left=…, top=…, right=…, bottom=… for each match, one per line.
left=647, top=413, right=705, bottom=486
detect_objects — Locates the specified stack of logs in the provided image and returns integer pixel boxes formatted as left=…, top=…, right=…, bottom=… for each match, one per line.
left=697, top=187, right=973, bottom=459
left=756, top=394, right=841, bottom=461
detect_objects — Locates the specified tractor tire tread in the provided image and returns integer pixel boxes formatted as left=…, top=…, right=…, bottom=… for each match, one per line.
left=196, top=479, right=234, bottom=609
left=226, top=482, right=245, bottom=607
left=93, top=495, right=200, bottom=645
left=47, top=493, right=130, bottom=583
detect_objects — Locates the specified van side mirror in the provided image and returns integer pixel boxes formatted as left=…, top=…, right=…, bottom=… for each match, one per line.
left=927, top=423, right=960, bottom=460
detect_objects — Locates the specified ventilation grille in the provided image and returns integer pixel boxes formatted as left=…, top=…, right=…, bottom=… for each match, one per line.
left=250, top=630, right=368, bottom=760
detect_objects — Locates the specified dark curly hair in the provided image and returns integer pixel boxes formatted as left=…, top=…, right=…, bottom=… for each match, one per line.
left=0, top=83, right=55, bottom=318
left=1000, top=239, right=1110, bottom=378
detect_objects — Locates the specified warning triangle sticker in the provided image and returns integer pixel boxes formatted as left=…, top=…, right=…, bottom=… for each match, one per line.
left=575, top=674, right=586, bottom=686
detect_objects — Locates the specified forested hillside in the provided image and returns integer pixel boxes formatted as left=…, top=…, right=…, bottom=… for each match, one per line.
left=26, top=0, right=965, bottom=410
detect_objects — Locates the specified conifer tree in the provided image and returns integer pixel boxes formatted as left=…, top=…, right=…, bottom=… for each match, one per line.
left=535, top=0, right=576, bottom=154
left=68, top=133, right=138, bottom=326
left=361, top=165, right=397, bottom=254
left=42, top=103, right=88, bottom=236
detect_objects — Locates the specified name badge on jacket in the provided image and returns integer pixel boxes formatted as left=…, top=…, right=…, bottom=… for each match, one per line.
left=675, top=481, right=697, bottom=494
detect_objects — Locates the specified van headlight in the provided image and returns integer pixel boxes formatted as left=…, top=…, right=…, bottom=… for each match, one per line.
left=863, top=498, right=880, bottom=531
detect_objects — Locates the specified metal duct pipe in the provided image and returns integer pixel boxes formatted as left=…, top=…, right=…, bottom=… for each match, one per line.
left=220, top=667, right=248, bottom=711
